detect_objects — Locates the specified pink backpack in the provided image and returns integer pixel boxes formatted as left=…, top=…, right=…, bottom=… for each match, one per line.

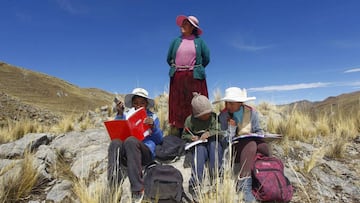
left=251, top=154, right=294, bottom=202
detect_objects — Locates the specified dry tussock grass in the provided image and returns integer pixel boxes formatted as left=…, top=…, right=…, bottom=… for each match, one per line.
left=314, top=115, right=330, bottom=136
left=154, top=93, right=170, bottom=135
left=187, top=147, right=244, bottom=203
left=303, top=147, right=326, bottom=173
left=72, top=179, right=123, bottom=203
left=0, top=119, right=46, bottom=144
left=0, top=151, right=39, bottom=203
left=49, top=115, right=75, bottom=134
left=0, top=111, right=99, bottom=145
left=1, top=89, right=359, bottom=202
left=257, top=101, right=277, bottom=116
left=50, top=149, right=77, bottom=181
left=212, top=88, right=224, bottom=114
left=326, top=137, right=349, bottom=159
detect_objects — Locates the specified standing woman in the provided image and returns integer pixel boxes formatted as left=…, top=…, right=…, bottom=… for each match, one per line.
left=167, top=15, right=210, bottom=137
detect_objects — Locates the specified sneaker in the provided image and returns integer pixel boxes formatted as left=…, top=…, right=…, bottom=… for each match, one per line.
left=131, top=190, right=144, bottom=203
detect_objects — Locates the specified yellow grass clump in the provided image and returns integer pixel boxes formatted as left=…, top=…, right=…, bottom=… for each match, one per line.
left=0, top=151, right=40, bottom=202
left=0, top=119, right=46, bottom=144
left=303, top=147, right=326, bottom=173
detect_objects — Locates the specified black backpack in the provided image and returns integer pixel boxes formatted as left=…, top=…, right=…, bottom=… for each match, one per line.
left=155, top=135, right=185, bottom=162
left=143, top=163, right=191, bottom=203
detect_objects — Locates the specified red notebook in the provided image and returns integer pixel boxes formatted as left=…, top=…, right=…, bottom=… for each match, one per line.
left=104, top=107, right=151, bottom=141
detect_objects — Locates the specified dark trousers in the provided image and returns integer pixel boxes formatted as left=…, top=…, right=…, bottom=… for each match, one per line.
left=107, top=136, right=153, bottom=192
left=189, top=140, right=223, bottom=186
left=233, top=138, right=270, bottom=177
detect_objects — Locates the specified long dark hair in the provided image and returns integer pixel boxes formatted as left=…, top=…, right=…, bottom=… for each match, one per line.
left=192, top=28, right=199, bottom=37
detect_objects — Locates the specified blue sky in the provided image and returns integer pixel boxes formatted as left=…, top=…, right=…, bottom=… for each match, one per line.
left=1, top=0, right=359, bottom=104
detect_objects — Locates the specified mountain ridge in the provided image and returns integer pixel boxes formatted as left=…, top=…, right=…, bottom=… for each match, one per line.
left=1, top=61, right=359, bottom=120
left=0, top=61, right=116, bottom=120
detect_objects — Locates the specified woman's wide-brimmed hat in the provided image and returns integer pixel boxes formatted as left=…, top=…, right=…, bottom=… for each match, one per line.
left=213, top=87, right=256, bottom=104
left=176, top=15, right=203, bottom=35
left=124, top=88, right=155, bottom=108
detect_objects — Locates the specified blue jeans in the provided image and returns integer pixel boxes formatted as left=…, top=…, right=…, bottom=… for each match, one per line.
left=189, top=139, right=223, bottom=186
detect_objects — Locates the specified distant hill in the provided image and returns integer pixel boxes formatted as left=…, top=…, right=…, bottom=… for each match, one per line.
left=0, top=62, right=116, bottom=119
left=1, top=61, right=359, bottom=124
left=281, top=91, right=360, bottom=118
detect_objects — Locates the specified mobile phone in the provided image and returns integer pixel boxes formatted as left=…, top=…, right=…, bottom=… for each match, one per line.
left=114, top=97, right=119, bottom=103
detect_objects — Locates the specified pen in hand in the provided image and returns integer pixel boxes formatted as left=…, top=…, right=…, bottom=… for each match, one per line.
left=185, top=127, right=199, bottom=141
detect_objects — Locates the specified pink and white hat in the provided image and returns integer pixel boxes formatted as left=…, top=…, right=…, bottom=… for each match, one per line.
left=176, top=15, right=203, bottom=35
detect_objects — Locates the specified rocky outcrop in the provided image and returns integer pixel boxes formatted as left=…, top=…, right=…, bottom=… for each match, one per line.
left=0, top=92, right=60, bottom=127
left=0, top=127, right=359, bottom=203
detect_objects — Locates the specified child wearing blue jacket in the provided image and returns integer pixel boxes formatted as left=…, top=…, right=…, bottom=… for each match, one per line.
left=107, top=88, right=163, bottom=202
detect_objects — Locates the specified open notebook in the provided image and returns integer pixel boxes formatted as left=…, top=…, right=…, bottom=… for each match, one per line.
left=104, top=107, right=151, bottom=141
left=232, top=133, right=282, bottom=142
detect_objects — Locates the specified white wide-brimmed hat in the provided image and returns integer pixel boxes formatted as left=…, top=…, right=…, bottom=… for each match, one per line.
left=176, top=15, right=203, bottom=35
left=124, top=88, right=155, bottom=108
left=213, top=87, right=256, bottom=103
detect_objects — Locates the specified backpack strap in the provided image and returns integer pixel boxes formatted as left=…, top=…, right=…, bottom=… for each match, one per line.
left=143, top=161, right=159, bottom=175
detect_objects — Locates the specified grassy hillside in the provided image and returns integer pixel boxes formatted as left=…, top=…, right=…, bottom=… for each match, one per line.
left=312, top=91, right=360, bottom=116
left=281, top=91, right=360, bottom=119
left=0, top=62, right=115, bottom=116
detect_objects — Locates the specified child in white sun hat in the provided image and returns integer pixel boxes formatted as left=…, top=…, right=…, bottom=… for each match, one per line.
left=108, top=87, right=163, bottom=202
left=213, top=87, right=270, bottom=203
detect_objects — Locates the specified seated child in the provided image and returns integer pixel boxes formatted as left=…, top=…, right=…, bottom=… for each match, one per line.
left=182, top=92, right=224, bottom=199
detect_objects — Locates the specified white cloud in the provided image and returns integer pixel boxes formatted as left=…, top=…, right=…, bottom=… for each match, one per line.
left=249, top=81, right=360, bottom=93
left=343, top=81, right=360, bottom=86
left=56, top=0, right=86, bottom=14
left=233, top=44, right=271, bottom=51
left=344, top=68, right=360, bottom=73
left=249, top=82, right=331, bottom=92
left=230, top=37, right=272, bottom=51
left=331, top=40, right=360, bottom=48
left=15, top=12, right=32, bottom=22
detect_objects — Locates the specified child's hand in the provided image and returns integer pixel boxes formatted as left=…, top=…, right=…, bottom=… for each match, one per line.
left=144, top=117, right=154, bottom=128
left=200, top=131, right=210, bottom=141
left=116, top=101, right=125, bottom=116
left=191, top=135, right=199, bottom=141
left=228, top=118, right=236, bottom=126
